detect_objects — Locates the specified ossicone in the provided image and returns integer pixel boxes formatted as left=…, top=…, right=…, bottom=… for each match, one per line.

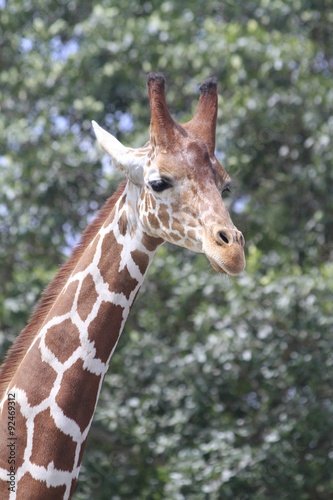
left=146, top=72, right=166, bottom=89
left=199, top=76, right=218, bottom=94
left=146, top=73, right=219, bottom=155
left=182, top=75, right=219, bottom=154
left=146, top=72, right=184, bottom=151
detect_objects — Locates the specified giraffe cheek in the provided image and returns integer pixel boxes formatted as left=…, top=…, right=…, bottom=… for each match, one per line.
left=158, top=204, right=170, bottom=229
left=148, top=212, right=160, bottom=230
left=142, top=212, right=160, bottom=235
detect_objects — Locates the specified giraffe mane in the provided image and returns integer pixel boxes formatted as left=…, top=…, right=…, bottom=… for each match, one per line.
left=0, top=181, right=127, bottom=400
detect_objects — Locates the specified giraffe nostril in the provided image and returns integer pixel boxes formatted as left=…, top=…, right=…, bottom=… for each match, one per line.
left=218, top=230, right=230, bottom=245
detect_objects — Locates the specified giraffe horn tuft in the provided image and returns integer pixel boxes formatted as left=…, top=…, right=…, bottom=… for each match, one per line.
left=199, top=76, right=218, bottom=94
left=147, top=72, right=166, bottom=88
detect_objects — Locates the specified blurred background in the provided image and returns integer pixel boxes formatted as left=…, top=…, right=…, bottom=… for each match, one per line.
left=1, top=1, right=333, bottom=498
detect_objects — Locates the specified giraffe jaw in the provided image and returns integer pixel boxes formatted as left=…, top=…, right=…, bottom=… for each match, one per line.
left=208, top=257, right=228, bottom=274
left=207, top=252, right=245, bottom=276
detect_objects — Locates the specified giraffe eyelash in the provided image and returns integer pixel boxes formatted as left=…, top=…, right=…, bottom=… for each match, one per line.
left=149, top=178, right=172, bottom=192
left=222, top=182, right=232, bottom=195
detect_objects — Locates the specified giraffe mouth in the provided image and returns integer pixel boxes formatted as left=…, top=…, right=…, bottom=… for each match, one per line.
left=208, top=257, right=227, bottom=274
left=207, top=252, right=245, bottom=276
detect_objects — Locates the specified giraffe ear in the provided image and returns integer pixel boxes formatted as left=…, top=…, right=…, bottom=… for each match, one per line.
left=92, top=121, right=147, bottom=185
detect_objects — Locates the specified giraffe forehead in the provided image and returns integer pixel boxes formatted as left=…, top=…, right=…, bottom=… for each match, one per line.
left=146, top=140, right=228, bottom=186
left=145, top=166, right=166, bottom=182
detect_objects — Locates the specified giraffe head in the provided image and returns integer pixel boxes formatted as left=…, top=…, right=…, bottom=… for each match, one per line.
left=92, top=73, right=245, bottom=275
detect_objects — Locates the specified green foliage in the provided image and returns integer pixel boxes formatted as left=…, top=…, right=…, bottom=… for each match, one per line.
left=75, top=258, right=333, bottom=499
left=1, top=0, right=332, bottom=498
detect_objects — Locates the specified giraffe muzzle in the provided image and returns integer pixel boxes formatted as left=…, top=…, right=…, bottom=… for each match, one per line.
left=204, top=225, right=246, bottom=275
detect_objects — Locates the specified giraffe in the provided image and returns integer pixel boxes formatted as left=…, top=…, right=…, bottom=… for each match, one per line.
left=0, top=73, right=245, bottom=499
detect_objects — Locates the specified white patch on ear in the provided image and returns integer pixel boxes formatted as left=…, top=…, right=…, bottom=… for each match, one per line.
left=92, top=121, right=146, bottom=185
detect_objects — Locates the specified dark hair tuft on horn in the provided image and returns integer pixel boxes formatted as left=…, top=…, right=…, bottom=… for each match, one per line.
left=147, top=72, right=166, bottom=88
left=199, top=76, right=218, bottom=94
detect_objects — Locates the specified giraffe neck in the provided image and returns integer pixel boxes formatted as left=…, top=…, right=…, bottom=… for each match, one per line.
left=0, top=182, right=162, bottom=499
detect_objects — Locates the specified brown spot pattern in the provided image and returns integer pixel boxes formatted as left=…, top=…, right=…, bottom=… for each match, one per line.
left=30, top=408, right=76, bottom=471
left=77, top=437, right=88, bottom=469
left=98, top=230, right=122, bottom=284
left=118, top=211, right=128, bottom=236
left=149, top=195, right=156, bottom=210
left=45, top=319, right=81, bottom=364
left=73, top=234, right=100, bottom=275
left=56, top=359, right=100, bottom=433
left=98, top=230, right=138, bottom=298
left=14, top=346, right=57, bottom=407
left=169, top=232, right=182, bottom=242
left=52, top=280, right=79, bottom=318
left=141, top=233, right=163, bottom=251
left=116, top=266, right=138, bottom=299
left=172, top=220, right=185, bottom=237
left=70, top=477, right=79, bottom=497
left=118, top=192, right=126, bottom=211
left=0, top=401, right=27, bottom=470
left=131, top=250, right=150, bottom=275
left=158, top=205, right=170, bottom=228
left=187, top=229, right=196, bottom=240
left=77, top=274, right=98, bottom=321
left=12, top=402, right=27, bottom=469
left=185, top=239, right=194, bottom=248
left=17, top=473, right=67, bottom=499
left=148, top=212, right=159, bottom=229
left=88, top=301, right=123, bottom=363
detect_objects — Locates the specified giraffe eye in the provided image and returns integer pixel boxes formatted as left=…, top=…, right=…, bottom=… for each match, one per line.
left=149, top=179, right=171, bottom=192
left=222, top=184, right=232, bottom=195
